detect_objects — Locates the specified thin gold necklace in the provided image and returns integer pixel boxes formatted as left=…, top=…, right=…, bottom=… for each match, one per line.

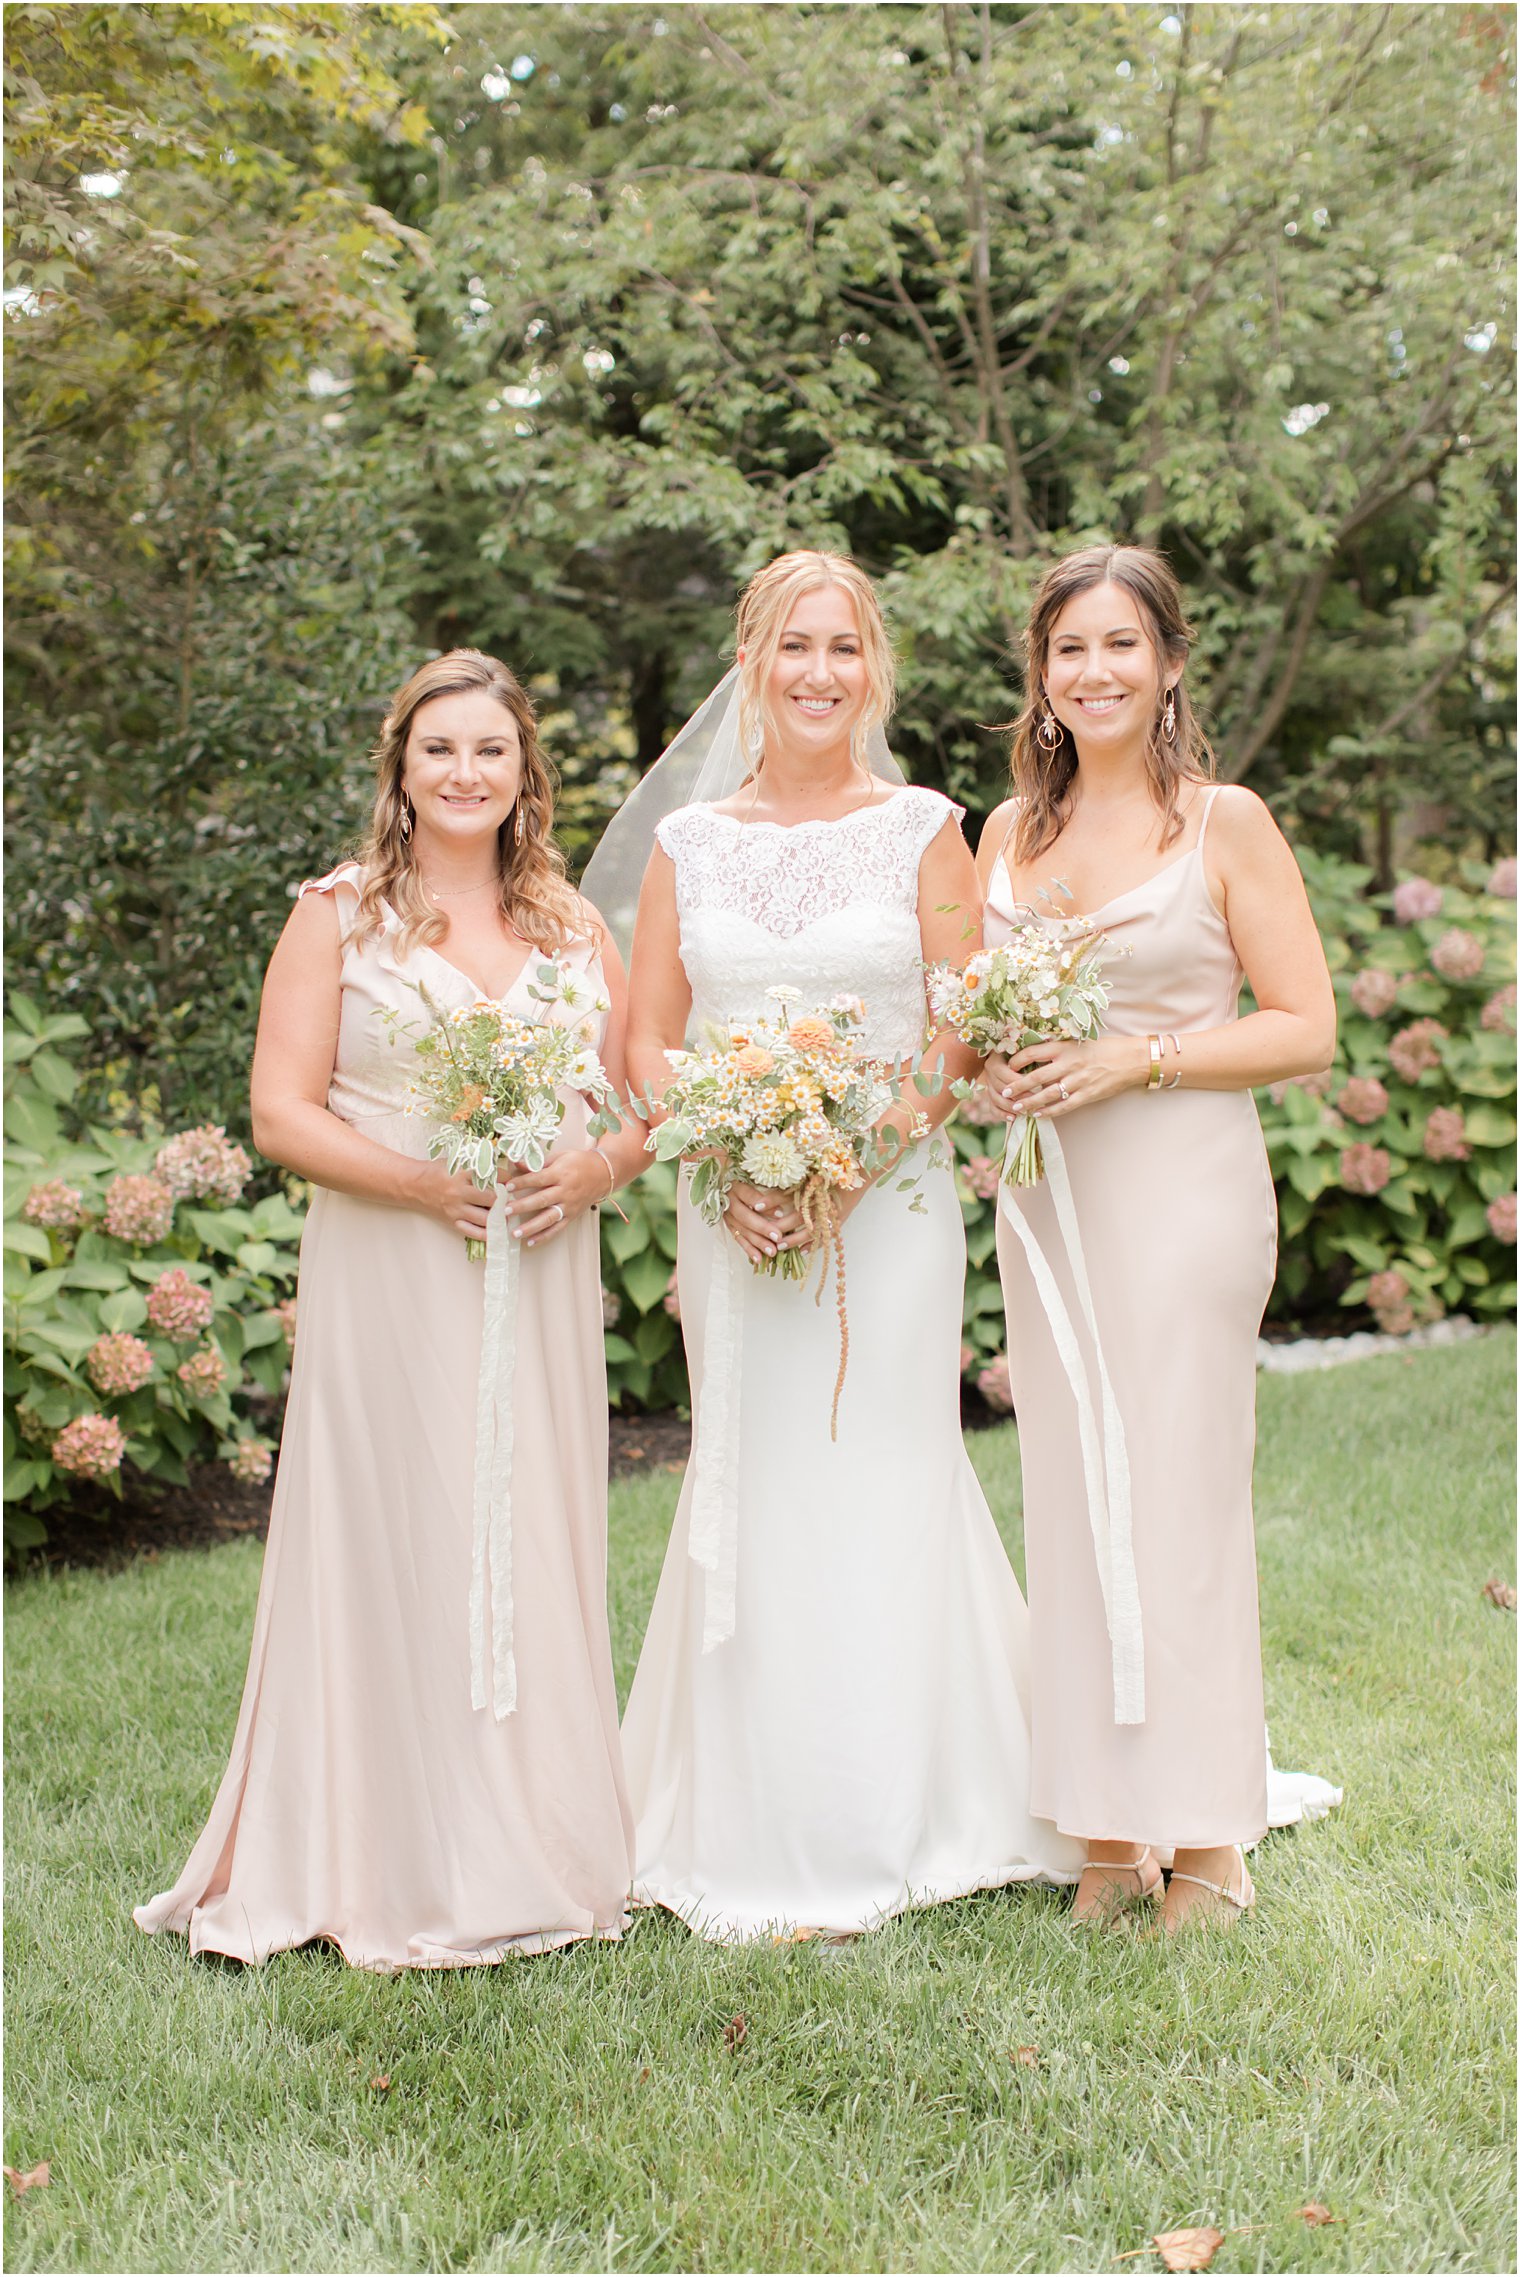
left=421, top=875, right=499, bottom=900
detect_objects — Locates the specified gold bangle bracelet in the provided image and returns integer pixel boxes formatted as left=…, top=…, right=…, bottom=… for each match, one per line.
left=1147, top=1033, right=1164, bottom=1091
left=1163, top=1033, right=1182, bottom=1091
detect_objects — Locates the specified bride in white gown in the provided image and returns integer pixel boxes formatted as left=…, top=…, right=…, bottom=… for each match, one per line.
left=597, top=551, right=1084, bottom=1940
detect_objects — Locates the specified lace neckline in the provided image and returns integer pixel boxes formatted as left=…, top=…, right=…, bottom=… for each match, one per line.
left=696, top=790, right=919, bottom=836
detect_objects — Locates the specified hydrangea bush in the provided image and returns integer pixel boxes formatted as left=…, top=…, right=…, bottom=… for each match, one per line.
left=4, top=997, right=303, bottom=1549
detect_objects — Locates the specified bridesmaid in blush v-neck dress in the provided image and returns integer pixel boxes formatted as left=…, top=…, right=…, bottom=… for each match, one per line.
left=974, top=546, right=1340, bottom=1931
left=135, top=651, right=646, bottom=1970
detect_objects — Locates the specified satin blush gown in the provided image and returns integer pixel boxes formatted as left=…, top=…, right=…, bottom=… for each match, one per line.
left=988, top=790, right=1339, bottom=1848
left=134, top=864, right=634, bottom=1969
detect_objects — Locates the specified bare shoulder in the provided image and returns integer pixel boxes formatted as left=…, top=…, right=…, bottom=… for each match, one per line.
left=279, top=885, right=344, bottom=953
left=1204, top=783, right=1296, bottom=862
left=976, top=794, right=1020, bottom=856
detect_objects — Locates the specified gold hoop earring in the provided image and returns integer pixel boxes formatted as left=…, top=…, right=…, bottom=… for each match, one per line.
left=1036, top=704, right=1062, bottom=752
left=1161, top=688, right=1178, bottom=742
left=513, top=798, right=527, bottom=848
left=398, top=797, right=413, bottom=844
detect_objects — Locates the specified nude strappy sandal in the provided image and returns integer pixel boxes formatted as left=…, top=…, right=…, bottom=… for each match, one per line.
left=1163, top=1844, right=1256, bottom=1932
left=1072, top=1847, right=1163, bottom=1926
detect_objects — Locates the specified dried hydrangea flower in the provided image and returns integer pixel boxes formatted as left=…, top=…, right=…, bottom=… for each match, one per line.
left=103, top=1174, right=175, bottom=1247
left=145, top=1268, right=214, bottom=1341
left=85, top=1333, right=155, bottom=1398
left=51, top=1413, right=127, bottom=1479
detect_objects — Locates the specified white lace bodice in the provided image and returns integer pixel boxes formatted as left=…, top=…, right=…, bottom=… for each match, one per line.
left=654, top=789, right=962, bottom=1060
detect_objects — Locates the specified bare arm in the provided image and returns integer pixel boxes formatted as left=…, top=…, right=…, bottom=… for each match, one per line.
left=625, top=846, right=693, bottom=1111
left=249, top=892, right=492, bottom=1240
left=974, top=796, right=1020, bottom=899
left=996, top=788, right=1336, bottom=1118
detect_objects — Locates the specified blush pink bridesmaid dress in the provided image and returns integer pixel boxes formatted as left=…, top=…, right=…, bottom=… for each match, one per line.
left=987, top=790, right=1292, bottom=1850
left=134, top=863, right=634, bottom=1969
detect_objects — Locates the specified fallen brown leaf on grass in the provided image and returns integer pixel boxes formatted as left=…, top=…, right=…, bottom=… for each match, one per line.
left=1153, top=2230, right=1226, bottom=2272
left=368, top=2075, right=391, bottom=2094
left=1011, top=2045, right=1040, bottom=2068
left=1481, top=1577, right=1516, bottom=1610
left=723, top=2014, right=747, bottom=2052
left=1297, top=2204, right=1340, bottom=2226
left=771, top=1926, right=821, bottom=1945
left=4, top=2163, right=50, bottom=2196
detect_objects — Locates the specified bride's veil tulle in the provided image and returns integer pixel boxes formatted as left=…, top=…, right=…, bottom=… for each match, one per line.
left=579, top=664, right=903, bottom=961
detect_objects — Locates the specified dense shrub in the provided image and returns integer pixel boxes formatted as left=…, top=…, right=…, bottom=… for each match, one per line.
left=4, top=1000, right=303, bottom=1550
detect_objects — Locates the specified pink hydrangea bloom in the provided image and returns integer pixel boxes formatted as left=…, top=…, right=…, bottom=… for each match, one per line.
left=1350, top=968, right=1401, bottom=1019
left=145, top=1268, right=214, bottom=1341
left=1486, top=1194, right=1517, bottom=1243
left=1422, top=1107, right=1470, bottom=1162
left=600, top=1285, right=621, bottom=1330
left=1367, top=1270, right=1409, bottom=1312
left=1481, top=984, right=1517, bottom=1035
left=1388, top=1020, right=1447, bottom=1082
left=1375, top=1303, right=1417, bottom=1336
left=51, top=1412, right=127, bottom=1479
left=662, top=1270, right=682, bottom=1322
left=977, top=1355, right=1014, bottom=1413
left=103, top=1174, right=176, bottom=1247
left=154, top=1124, right=253, bottom=1205
left=227, top=1439, right=274, bottom=1485
left=959, top=1343, right=976, bottom=1376
left=1430, top=928, right=1485, bottom=983
left=22, top=1180, right=87, bottom=1234
left=1340, top=1144, right=1393, bottom=1196
left=276, top=1296, right=298, bottom=1351
left=177, top=1346, right=228, bottom=1399
left=85, top=1332, right=154, bottom=1398
left=1393, top=877, right=1444, bottom=925
left=1487, top=858, right=1517, bottom=899
left=1337, top=1075, right=1389, bottom=1126
left=961, top=1153, right=1003, bottom=1201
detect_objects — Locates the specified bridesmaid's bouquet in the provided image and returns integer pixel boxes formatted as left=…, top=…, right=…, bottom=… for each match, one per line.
left=651, top=987, right=919, bottom=1433
left=928, top=930, right=1113, bottom=1185
left=403, top=964, right=620, bottom=1259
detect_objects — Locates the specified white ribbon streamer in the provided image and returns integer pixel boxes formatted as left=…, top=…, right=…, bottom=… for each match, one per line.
left=471, top=1184, right=521, bottom=1718
left=998, top=1115, right=1144, bottom=1724
left=687, top=1208, right=744, bottom=1652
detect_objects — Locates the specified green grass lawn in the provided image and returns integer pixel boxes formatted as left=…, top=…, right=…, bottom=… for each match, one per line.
left=5, top=1333, right=1515, bottom=2275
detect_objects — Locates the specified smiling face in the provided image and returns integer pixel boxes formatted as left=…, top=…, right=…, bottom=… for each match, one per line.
left=401, top=689, right=523, bottom=849
left=758, top=584, right=870, bottom=756
left=1043, top=580, right=1177, bottom=759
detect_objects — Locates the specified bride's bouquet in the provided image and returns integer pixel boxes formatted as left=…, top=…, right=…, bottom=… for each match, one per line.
left=928, top=929, right=1113, bottom=1185
left=650, top=986, right=920, bottom=1432
left=403, top=963, right=620, bottom=1258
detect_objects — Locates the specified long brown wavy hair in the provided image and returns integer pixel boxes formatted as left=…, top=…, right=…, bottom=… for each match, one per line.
left=1007, top=545, right=1214, bottom=865
left=351, top=650, right=589, bottom=955
left=735, top=550, right=897, bottom=768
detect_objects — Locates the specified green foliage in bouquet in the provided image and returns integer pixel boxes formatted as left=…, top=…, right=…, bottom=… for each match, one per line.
left=4, top=999, right=305, bottom=1550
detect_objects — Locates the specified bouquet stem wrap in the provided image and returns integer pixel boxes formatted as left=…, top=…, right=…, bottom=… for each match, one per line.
left=471, top=1183, right=522, bottom=1718
left=997, top=1115, right=1144, bottom=1725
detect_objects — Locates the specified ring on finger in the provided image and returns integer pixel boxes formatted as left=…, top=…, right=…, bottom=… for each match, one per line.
left=552, top=1203, right=564, bottom=1223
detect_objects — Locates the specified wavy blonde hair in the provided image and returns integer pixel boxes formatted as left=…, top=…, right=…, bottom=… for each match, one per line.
left=1008, top=545, right=1213, bottom=865
left=735, top=550, right=897, bottom=767
left=351, top=650, right=589, bottom=955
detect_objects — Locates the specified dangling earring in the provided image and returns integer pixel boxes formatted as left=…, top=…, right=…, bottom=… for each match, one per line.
left=1036, top=702, right=1062, bottom=752
left=744, top=712, right=765, bottom=766
left=1161, top=687, right=1178, bottom=742
left=513, top=798, right=527, bottom=848
left=398, top=796, right=413, bottom=844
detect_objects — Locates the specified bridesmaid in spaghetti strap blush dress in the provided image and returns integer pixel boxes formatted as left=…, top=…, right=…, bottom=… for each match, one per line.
left=974, top=546, right=1339, bottom=1931
left=134, top=651, right=646, bottom=1970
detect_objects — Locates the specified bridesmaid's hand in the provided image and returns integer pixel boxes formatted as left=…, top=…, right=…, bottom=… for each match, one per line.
left=418, top=1163, right=498, bottom=1243
left=989, top=1036, right=1150, bottom=1120
left=501, top=1149, right=616, bottom=1247
left=721, top=1181, right=804, bottom=1267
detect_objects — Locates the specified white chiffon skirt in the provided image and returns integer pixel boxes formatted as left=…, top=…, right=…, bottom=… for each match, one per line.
left=621, top=1152, right=1084, bottom=1942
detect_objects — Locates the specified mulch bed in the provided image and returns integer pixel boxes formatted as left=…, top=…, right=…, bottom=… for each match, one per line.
left=27, top=1394, right=1015, bottom=1573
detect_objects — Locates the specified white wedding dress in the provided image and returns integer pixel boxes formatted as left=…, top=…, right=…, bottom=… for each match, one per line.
left=621, top=790, right=1085, bottom=1940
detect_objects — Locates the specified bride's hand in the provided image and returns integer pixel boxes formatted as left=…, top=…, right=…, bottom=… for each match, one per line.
left=501, top=1149, right=614, bottom=1246
left=722, top=1180, right=804, bottom=1266
left=989, top=1036, right=1150, bottom=1120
